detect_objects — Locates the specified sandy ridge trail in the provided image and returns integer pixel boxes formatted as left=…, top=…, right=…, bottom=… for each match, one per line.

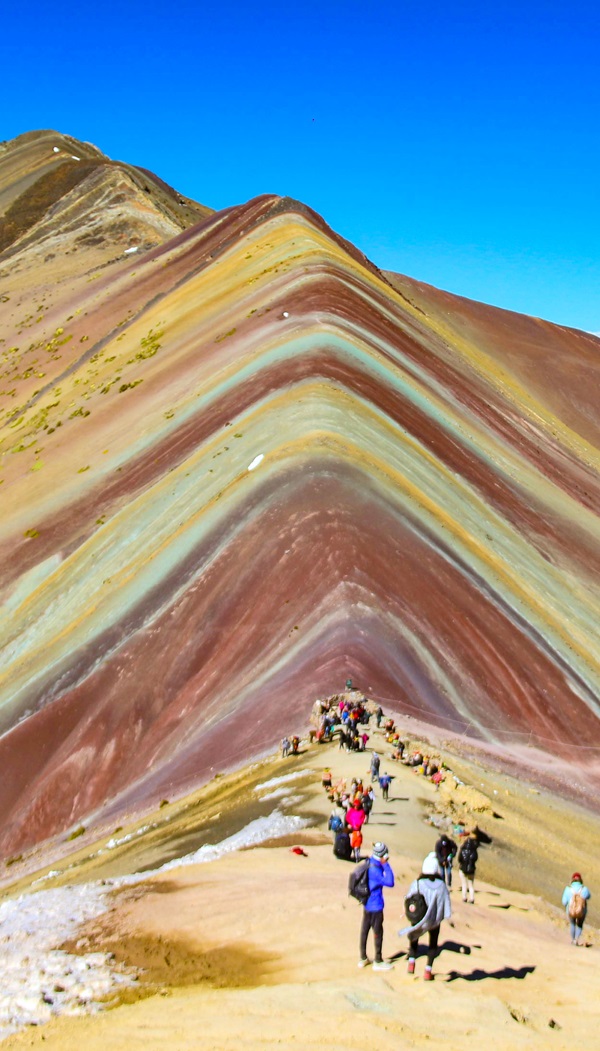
left=2, top=731, right=599, bottom=1050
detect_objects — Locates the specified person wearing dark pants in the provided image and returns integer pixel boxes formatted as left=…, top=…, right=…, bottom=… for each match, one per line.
left=358, top=843, right=395, bottom=971
left=399, top=852, right=452, bottom=981
left=378, top=773, right=394, bottom=800
left=435, top=834, right=457, bottom=889
left=408, top=924, right=439, bottom=971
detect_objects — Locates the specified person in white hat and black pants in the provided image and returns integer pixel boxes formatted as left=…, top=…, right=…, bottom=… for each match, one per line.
left=399, top=852, right=451, bottom=980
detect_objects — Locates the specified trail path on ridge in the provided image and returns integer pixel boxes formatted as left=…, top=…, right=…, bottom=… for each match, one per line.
left=3, top=727, right=598, bottom=1050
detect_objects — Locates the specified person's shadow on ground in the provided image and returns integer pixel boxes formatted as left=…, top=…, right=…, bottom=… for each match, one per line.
left=445, top=965, right=535, bottom=982
left=390, top=939, right=473, bottom=962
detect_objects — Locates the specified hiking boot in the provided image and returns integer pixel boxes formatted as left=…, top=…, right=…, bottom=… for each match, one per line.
left=373, top=960, right=394, bottom=971
left=407, top=958, right=415, bottom=974
left=357, top=958, right=370, bottom=968
left=423, top=967, right=433, bottom=981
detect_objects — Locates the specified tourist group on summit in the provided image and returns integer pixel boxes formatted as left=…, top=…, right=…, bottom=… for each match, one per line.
left=284, top=683, right=592, bottom=978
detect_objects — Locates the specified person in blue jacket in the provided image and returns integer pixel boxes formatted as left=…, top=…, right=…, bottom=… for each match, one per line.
left=358, top=842, right=395, bottom=971
left=562, top=872, right=591, bottom=945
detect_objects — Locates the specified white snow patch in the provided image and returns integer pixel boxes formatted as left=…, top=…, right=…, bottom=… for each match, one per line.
left=0, top=809, right=306, bottom=1041
left=0, top=884, right=132, bottom=1040
left=157, top=811, right=306, bottom=872
left=255, top=771, right=309, bottom=791
left=255, top=788, right=288, bottom=801
left=247, top=453, right=264, bottom=471
left=106, top=824, right=152, bottom=849
left=52, top=147, right=60, bottom=153
left=71, top=155, right=80, bottom=161
left=124, top=246, right=139, bottom=255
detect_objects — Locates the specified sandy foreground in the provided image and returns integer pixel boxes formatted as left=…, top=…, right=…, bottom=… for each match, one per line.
left=1, top=727, right=599, bottom=1051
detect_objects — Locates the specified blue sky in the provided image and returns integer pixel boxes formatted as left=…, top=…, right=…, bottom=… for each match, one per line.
left=3, top=1, right=599, bottom=331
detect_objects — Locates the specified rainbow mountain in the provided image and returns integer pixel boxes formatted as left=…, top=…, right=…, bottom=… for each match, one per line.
left=0, top=130, right=599, bottom=856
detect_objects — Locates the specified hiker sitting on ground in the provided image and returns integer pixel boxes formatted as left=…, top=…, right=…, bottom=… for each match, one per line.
left=562, top=872, right=591, bottom=945
left=399, top=852, right=452, bottom=981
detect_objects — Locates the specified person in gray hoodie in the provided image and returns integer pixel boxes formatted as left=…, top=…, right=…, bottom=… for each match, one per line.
left=399, top=852, right=452, bottom=980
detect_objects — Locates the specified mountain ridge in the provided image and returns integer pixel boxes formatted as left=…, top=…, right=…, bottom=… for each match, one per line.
left=0, top=131, right=598, bottom=856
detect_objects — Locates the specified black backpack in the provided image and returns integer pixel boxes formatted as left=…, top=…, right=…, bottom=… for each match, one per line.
left=348, top=859, right=370, bottom=904
left=404, top=879, right=428, bottom=924
left=333, top=830, right=352, bottom=860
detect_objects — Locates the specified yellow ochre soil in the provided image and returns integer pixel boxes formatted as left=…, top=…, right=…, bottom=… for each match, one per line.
left=2, top=726, right=599, bottom=1050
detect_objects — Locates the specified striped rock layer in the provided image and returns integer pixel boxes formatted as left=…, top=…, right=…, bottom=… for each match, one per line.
left=0, top=133, right=599, bottom=855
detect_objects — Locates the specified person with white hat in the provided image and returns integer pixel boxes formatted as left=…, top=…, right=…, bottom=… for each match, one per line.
left=398, top=852, right=451, bottom=980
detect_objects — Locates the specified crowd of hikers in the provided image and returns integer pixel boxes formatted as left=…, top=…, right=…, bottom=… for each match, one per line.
left=295, top=683, right=592, bottom=976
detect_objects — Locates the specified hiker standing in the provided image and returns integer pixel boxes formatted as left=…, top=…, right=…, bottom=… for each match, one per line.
left=281, top=737, right=290, bottom=758
left=378, top=772, right=394, bottom=800
left=370, top=752, right=381, bottom=782
left=346, top=800, right=366, bottom=833
left=361, top=787, right=373, bottom=824
left=358, top=842, right=395, bottom=971
left=458, top=833, right=479, bottom=903
left=562, top=872, right=591, bottom=945
left=399, top=852, right=451, bottom=980
left=328, top=809, right=344, bottom=833
left=435, top=833, right=457, bottom=888
left=350, top=827, right=363, bottom=862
